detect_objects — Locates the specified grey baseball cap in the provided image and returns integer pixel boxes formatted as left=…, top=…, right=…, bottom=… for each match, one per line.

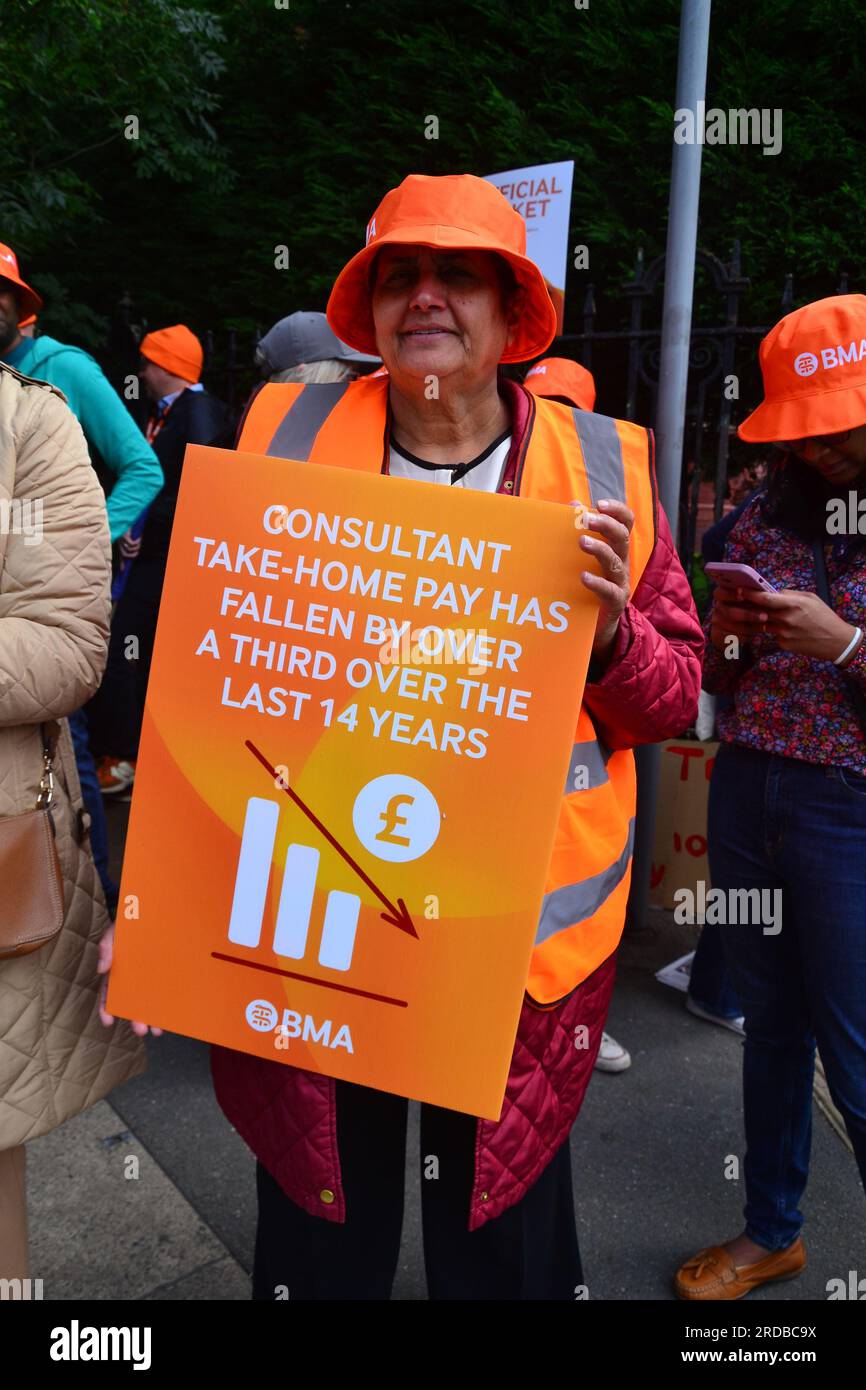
left=256, top=312, right=381, bottom=372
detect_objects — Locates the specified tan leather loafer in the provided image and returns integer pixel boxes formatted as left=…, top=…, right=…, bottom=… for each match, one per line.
left=674, top=1238, right=806, bottom=1300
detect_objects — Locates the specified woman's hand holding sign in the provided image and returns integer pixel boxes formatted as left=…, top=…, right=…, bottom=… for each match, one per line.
left=97, top=924, right=163, bottom=1037
left=575, top=498, right=633, bottom=665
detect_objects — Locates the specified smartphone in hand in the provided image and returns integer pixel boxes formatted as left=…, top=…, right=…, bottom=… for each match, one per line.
left=704, top=561, right=776, bottom=594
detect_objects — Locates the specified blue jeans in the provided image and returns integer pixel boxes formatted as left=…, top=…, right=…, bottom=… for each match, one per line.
left=689, top=922, right=743, bottom=1019
left=708, top=741, right=866, bottom=1250
left=67, top=709, right=118, bottom=918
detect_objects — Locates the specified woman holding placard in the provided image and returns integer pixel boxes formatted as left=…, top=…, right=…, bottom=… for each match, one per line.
left=213, top=173, right=703, bottom=1300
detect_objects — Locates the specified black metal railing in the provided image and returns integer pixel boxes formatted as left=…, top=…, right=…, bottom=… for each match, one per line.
left=105, top=248, right=855, bottom=568
left=558, top=245, right=854, bottom=566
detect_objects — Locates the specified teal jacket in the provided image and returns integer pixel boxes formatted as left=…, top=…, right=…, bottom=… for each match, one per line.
left=3, top=336, right=163, bottom=541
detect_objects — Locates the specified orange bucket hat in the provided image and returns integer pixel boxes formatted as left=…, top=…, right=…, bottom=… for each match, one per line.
left=326, top=174, right=558, bottom=364
left=0, top=243, right=43, bottom=320
left=739, top=294, right=866, bottom=442
left=525, top=357, right=596, bottom=411
left=140, top=324, right=203, bottom=383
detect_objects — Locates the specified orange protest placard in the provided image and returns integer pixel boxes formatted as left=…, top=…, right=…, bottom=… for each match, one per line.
left=107, top=445, right=598, bottom=1119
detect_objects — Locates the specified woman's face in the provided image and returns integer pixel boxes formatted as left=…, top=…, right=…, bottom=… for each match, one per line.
left=783, top=424, right=866, bottom=485
left=0, top=282, right=22, bottom=353
left=370, top=246, right=519, bottom=389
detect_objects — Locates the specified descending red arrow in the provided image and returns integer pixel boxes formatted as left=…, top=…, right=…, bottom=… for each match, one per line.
left=244, top=739, right=419, bottom=938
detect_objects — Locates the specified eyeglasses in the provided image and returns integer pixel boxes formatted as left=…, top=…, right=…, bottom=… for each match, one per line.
left=777, top=429, right=853, bottom=451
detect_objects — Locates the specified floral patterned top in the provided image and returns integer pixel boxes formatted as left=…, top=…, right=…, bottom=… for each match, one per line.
left=702, top=495, right=866, bottom=771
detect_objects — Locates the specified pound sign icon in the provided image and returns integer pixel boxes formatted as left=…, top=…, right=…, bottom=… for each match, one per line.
left=376, top=794, right=415, bottom=847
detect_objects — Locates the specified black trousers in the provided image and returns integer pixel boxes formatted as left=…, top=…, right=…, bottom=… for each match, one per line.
left=87, top=556, right=166, bottom=761
left=252, top=1079, right=583, bottom=1301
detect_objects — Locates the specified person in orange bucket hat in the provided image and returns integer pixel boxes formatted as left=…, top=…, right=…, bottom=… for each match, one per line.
left=675, top=294, right=866, bottom=1302
left=0, top=243, right=43, bottom=326
left=326, top=173, right=558, bottom=364
left=525, top=356, right=597, bottom=412
left=738, top=294, right=866, bottom=448
left=204, top=172, right=703, bottom=1301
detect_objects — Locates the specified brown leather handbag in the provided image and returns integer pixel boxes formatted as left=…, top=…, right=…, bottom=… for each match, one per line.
left=0, top=727, right=65, bottom=959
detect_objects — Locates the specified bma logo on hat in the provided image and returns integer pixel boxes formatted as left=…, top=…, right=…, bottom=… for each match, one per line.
left=365, top=217, right=377, bottom=245
left=794, top=352, right=819, bottom=377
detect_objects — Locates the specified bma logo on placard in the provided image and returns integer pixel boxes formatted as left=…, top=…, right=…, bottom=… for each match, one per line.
left=245, top=999, right=278, bottom=1031
left=244, top=998, right=353, bottom=1052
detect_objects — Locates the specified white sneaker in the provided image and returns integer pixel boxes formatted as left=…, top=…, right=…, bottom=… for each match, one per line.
left=97, top=756, right=136, bottom=797
left=594, top=1031, right=631, bottom=1072
left=686, top=995, right=745, bottom=1037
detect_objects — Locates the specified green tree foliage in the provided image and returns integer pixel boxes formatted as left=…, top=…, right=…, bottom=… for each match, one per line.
left=0, top=0, right=230, bottom=342
left=1, top=0, right=864, bottom=351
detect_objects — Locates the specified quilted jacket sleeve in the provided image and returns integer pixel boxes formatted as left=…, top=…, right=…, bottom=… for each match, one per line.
left=0, top=381, right=111, bottom=725
left=582, top=507, right=704, bottom=750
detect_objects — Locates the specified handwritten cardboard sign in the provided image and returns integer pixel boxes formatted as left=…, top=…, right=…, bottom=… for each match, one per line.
left=108, top=444, right=598, bottom=1119
left=650, top=740, right=718, bottom=909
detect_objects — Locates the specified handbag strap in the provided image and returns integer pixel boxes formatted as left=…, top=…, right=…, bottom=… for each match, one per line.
left=35, top=722, right=58, bottom=810
left=812, top=537, right=866, bottom=731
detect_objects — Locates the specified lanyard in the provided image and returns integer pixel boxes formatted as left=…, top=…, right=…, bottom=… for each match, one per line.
left=146, top=391, right=184, bottom=443
left=145, top=405, right=169, bottom=444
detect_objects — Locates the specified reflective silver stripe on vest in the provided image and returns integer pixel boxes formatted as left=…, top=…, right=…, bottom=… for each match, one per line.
left=266, top=382, right=351, bottom=461
left=570, top=410, right=626, bottom=505
left=535, top=817, right=636, bottom=946
left=563, top=738, right=612, bottom=794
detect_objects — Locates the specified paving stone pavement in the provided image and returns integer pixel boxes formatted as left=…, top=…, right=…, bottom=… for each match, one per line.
left=26, top=800, right=864, bottom=1301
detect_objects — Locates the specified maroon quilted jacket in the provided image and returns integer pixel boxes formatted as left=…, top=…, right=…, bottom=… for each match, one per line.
left=212, top=384, right=704, bottom=1231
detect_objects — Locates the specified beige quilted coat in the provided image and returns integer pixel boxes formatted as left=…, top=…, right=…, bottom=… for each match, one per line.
left=0, top=361, right=145, bottom=1149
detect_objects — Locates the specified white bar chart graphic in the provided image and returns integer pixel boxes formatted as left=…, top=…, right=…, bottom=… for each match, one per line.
left=228, top=797, right=360, bottom=972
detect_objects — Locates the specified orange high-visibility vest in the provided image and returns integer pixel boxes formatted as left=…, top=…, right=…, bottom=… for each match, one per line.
left=238, top=375, right=657, bottom=1005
